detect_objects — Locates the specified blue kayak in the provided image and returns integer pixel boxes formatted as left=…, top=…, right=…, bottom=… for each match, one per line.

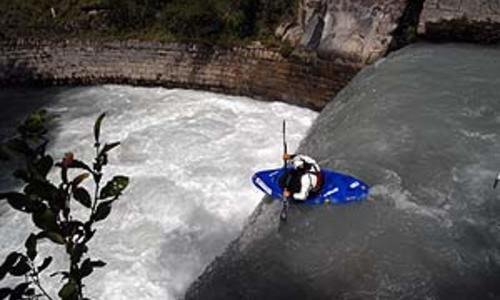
left=252, top=168, right=369, bottom=205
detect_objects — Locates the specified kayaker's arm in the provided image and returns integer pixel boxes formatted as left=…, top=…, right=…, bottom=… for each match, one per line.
left=283, top=153, right=297, bottom=161
left=293, top=176, right=311, bottom=200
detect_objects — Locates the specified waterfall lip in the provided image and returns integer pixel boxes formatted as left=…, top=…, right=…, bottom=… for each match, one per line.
left=185, top=43, right=500, bottom=300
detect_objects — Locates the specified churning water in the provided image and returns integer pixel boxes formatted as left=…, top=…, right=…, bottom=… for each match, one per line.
left=0, top=86, right=317, bottom=299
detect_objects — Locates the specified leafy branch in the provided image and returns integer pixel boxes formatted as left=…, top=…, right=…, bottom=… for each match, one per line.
left=0, top=111, right=129, bottom=300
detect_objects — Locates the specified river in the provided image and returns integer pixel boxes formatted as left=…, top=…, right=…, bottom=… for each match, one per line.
left=0, top=86, right=317, bottom=299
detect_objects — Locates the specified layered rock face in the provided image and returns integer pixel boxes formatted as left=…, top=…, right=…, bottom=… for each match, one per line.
left=418, top=0, right=500, bottom=42
left=280, top=0, right=411, bottom=63
left=0, top=40, right=362, bottom=111
left=186, top=43, right=500, bottom=299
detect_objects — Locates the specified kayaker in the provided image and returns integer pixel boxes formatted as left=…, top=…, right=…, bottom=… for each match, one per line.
left=280, top=153, right=323, bottom=201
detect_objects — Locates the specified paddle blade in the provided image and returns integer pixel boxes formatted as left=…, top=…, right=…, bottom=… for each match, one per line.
left=280, top=210, right=287, bottom=221
left=494, top=172, right=500, bottom=189
left=280, top=198, right=289, bottom=221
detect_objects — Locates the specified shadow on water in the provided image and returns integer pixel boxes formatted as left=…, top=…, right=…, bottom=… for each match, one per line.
left=0, top=86, right=71, bottom=215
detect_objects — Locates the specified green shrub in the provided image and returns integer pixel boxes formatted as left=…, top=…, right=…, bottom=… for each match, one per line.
left=0, top=111, right=129, bottom=300
left=1, top=0, right=299, bottom=47
left=161, top=1, right=224, bottom=39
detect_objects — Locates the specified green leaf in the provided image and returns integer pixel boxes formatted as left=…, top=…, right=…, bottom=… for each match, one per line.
left=10, top=282, right=30, bottom=299
left=100, top=142, right=120, bottom=155
left=73, top=187, right=92, bottom=209
left=35, top=155, right=53, bottom=178
left=25, top=234, right=37, bottom=260
left=71, top=244, right=88, bottom=264
left=32, top=208, right=59, bottom=232
left=56, top=159, right=92, bottom=185
left=91, top=260, right=106, bottom=268
left=50, top=271, right=69, bottom=279
left=80, top=259, right=93, bottom=278
left=24, top=180, right=59, bottom=203
left=72, top=173, right=90, bottom=188
left=100, top=176, right=129, bottom=199
left=94, top=112, right=106, bottom=145
left=68, top=159, right=93, bottom=172
left=9, top=256, right=31, bottom=276
left=0, top=288, right=11, bottom=300
left=0, top=192, right=40, bottom=213
left=18, top=110, right=49, bottom=139
left=0, top=252, right=22, bottom=280
left=25, top=288, right=36, bottom=297
left=80, top=259, right=106, bottom=279
left=37, top=256, right=53, bottom=273
left=93, top=201, right=112, bottom=222
left=58, top=280, right=78, bottom=300
left=37, top=231, right=65, bottom=245
left=6, top=138, right=33, bottom=156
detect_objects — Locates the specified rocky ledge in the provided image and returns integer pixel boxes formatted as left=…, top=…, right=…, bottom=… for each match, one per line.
left=0, top=39, right=362, bottom=111
left=418, top=0, right=500, bottom=43
left=2, top=1, right=500, bottom=110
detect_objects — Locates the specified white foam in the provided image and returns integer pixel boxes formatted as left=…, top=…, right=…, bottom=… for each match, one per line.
left=0, top=86, right=317, bottom=300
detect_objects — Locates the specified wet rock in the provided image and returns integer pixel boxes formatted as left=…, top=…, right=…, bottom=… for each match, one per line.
left=290, top=0, right=409, bottom=63
left=185, top=43, right=500, bottom=300
left=300, top=13, right=325, bottom=49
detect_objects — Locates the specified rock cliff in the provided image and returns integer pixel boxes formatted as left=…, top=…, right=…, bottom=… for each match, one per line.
left=0, top=40, right=362, bottom=111
left=280, top=0, right=412, bottom=63
left=279, top=0, right=500, bottom=63
left=3, top=1, right=500, bottom=109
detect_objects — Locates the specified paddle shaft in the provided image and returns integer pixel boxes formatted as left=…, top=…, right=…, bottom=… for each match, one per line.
left=281, top=120, right=289, bottom=221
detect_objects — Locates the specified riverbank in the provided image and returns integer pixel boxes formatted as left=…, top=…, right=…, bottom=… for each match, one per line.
left=0, top=39, right=362, bottom=111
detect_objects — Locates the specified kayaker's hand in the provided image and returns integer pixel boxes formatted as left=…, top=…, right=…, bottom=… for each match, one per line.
left=283, top=153, right=291, bottom=161
left=283, top=189, right=291, bottom=198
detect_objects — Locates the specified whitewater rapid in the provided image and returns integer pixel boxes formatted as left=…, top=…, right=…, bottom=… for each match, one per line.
left=0, top=86, right=317, bottom=299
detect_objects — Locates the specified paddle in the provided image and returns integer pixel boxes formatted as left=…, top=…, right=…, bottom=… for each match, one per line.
left=280, top=120, right=289, bottom=221
left=494, top=172, right=500, bottom=189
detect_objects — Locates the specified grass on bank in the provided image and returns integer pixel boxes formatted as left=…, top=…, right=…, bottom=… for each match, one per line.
left=0, top=0, right=298, bottom=48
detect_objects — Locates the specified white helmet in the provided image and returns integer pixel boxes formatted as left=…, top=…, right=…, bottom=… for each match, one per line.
left=292, top=157, right=304, bottom=169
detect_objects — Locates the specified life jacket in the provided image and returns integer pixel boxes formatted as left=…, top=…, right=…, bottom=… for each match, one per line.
left=280, top=155, right=323, bottom=194
left=301, top=160, right=323, bottom=193
left=312, top=169, right=323, bottom=193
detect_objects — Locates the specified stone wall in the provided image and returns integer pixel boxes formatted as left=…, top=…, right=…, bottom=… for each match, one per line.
left=0, top=39, right=362, bottom=111
left=418, top=0, right=500, bottom=43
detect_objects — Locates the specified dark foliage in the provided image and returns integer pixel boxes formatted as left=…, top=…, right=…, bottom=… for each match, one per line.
left=0, top=0, right=298, bottom=45
left=0, top=110, right=129, bottom=300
